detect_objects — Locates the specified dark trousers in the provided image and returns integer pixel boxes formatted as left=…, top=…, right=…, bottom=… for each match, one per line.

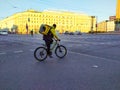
left=44, top=39, right=53, bottom=55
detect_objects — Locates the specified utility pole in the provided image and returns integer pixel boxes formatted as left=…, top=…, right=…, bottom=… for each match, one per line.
left=95, top=16, right=98, bottom=34
left=91, top=16, right=95, bottom=34
left=26, top=18, right=30, bottom=34
left=106, top=20, right=108, bottom=32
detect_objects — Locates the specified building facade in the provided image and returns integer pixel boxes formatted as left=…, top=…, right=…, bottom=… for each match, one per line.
left=115, top=0, right=120, bottom=31
left=109, top=16, right=116, bottom=21
left=97, top=20, right=115, bottom=32
left=0, top=9, right=97, bottom=34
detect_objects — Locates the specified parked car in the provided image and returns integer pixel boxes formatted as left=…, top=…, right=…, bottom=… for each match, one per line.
left=64, top=31, right=69, bottom=35
left=0, top=30, right=8, bottom=35
left=69, top=32, right=74, bottom=35
left=74, top=31, right=82, bottom=35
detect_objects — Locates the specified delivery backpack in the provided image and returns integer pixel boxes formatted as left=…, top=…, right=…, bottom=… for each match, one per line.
left=39, top=24, right=52, bottom=35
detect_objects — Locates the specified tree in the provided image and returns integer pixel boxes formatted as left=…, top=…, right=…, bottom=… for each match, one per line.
left=11, top=25, right=18, bottom=33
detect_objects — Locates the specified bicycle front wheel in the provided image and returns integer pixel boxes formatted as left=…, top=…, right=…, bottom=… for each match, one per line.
left=34, top=47, right=47, bottom=61
left=55, top=45, right=67, bottom=58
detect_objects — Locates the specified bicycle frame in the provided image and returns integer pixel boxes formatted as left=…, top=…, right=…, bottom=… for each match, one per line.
left=50, top=40, right=59, bottom=50
left=41, top=39, right=59, bottom=51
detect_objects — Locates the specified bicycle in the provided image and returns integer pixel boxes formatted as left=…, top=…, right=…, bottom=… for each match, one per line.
left=34, top=39, right=67, bottom=61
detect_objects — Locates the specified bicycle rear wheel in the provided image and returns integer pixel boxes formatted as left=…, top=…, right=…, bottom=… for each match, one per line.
left=34, top=47, right=47, bottom=61
left=55, top=45, right=67, bottom=58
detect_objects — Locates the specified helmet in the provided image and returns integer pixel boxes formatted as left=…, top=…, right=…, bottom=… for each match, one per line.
left=53, top=24, right=56, bottom=28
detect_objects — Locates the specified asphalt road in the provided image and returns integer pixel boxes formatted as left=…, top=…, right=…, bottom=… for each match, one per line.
left=0, top=34, right=120, bottom=90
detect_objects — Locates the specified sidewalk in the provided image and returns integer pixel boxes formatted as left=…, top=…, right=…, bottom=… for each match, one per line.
left=95, top=31, right=120, bottom=35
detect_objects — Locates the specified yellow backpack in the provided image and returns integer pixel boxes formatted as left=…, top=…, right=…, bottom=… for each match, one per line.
left=39, top=24, right=51, bottom=35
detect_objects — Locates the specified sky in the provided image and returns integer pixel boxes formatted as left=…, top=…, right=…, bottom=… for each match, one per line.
left=0, top=0, right=116, bottom=22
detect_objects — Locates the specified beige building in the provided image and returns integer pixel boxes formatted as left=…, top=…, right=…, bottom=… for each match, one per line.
left=0, top=9, right=97, bottom=34
left=97, top=20, right=115, bottom=32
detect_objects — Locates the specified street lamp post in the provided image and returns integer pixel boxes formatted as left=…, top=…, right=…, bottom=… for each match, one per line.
left=95, top=16, right=98, bottom=34
left=106, top=20, right=108, bottom=32
left=26, top=23, right=28, bottom=34
left=91, top=16, right=95, bottom=34
left=26, top=18, right=30, bottom=34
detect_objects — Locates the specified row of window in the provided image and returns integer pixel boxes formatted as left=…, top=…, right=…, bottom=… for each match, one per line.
left=26, top=14, right=74, bottom=19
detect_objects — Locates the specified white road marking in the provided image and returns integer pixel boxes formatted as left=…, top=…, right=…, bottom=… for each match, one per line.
left=0, top=52, right=6, bottom=55
left=14, top=50, right=23, bottom=53
left=92, top=65, right=98, bottom=68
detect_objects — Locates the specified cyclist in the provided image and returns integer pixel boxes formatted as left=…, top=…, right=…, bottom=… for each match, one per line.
left=42, top=24, right=60, bottom=58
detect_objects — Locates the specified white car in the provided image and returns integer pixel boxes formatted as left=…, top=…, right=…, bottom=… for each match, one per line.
left=0, top=30, right=8, bottom=35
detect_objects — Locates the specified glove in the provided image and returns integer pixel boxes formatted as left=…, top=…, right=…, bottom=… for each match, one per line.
left=57, top=39, right=60, bottom=41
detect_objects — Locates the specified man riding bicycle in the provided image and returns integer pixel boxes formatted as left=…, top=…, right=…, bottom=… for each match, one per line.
left=41, top=24, right=60, bottom=58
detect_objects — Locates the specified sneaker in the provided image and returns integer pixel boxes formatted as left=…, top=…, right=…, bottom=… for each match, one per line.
left=47, top=51, right=52, bottom=55
left=47, top=51, right=53, bottom=58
